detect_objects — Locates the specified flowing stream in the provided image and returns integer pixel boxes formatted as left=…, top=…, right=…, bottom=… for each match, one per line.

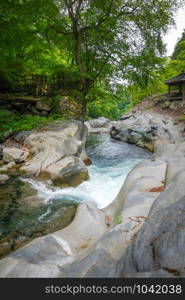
left=22, top=133, right=151, bottom=209
left=0, top=133, right=150, bottom=257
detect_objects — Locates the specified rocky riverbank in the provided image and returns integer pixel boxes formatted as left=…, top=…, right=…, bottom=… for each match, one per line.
left=0, top=120, right=89, bottom=187
left=0, top=112, right=185, bottom=277
left=0, top=120, right=90, bottom=258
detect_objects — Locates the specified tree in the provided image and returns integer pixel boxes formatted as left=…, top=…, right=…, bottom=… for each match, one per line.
left=0, top=0, right=182, bottom=119
left=166, top=29, right=185, bottom=77
left=44, top=0, right=182, bottom=119
left=171, top=29, right=185, bottom=60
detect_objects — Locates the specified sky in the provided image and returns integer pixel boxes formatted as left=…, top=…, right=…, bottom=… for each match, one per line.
left=163, top=6, right=185, bottom=56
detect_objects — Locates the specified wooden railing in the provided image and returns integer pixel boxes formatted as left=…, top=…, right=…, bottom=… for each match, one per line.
left=3, top=74, right=81, bottom=96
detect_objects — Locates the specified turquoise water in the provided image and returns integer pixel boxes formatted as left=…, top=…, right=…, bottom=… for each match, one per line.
left=23, top=133, right=150, bottom=209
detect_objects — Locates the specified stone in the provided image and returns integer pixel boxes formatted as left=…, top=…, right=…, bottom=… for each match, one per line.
left=0, top=112, right=184, bottom=278
left=3, top=147, right=29, bottom=163
left=35, top=101, right=50, bottom=112
left=0, top=202, right=108, bottom=277
left=0, top=174, right=9, bottom=184
left=14, top=131, right=33, bottom=143
left=85, top=117, right=113, bottom=133
left=0, top=162, right=16, bottom=172
left=18, top=196, right=43, bottom=207
left=118, top=196, right=185, bottom=278
left=156, top=142, right=185, bottom=158
left=110, top=112, right=184, bottom=152
left=20, top=121, right=89, bottom=186
left=119, top=113, right=133, bottom=121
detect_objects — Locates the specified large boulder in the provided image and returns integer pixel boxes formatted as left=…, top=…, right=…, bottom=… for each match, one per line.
left=85, top=117, right=113, bottom=133
left=3, top=147, right=29, bottom=163
left=0, top=174, right=9, bottom=184
left=119, top=196, right=185, bottom=278
left=110, top=127, right=156, bottom=152
left=110, top=112, right=184, bottom=152
left=35, top=101, right=51, bottom=112
left=19, top=121, right=89, bottom=187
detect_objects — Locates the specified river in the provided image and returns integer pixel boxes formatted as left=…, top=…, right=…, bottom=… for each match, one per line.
left=0, top=133, right=150, bottom=257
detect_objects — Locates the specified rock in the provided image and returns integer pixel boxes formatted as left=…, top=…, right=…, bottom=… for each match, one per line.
left=110, top=127, right=157, bottom=152
left=0, top=174, right=9, bottom=184
left=85, top=117, right=113, bottom=133
left=119, top=113, right=133, bottom=121
left=156, top=142, right=185, bottom=158
left=0, top=162, right=16, bottom=172
left=0, top=177, right=77, bottom=259
left=35, top=101, right=50, bottom=112
left=20, top=121, right=89, bottom=187
left=17, top=195, right=43, bottom=207
left=14, top=131, right=33, bottom=143
left=110, top=112, right=184, bottom=152
left=86, top=117, right=111, bottom=128
left=0, top=202, right=108, bottom=277
left=118, top=196, right=185, bottom=278
left=3, top=147, right=29, bottom=163
left=0, top=112, right=184, bottom=278
left=41, top=155, right=89, bottom=187
left=58, top=96, right=83, bottom=119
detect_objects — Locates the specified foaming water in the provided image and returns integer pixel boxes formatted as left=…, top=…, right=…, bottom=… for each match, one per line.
left=21, top=134, right=150, bottom=209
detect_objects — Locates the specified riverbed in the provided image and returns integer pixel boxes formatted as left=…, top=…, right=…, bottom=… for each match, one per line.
left=0, top=133, right=150, bottom=257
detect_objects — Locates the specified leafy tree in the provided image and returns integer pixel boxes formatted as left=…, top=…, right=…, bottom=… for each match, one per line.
left=46, top=0, right=182, bottom=118
left=171, top=29, right=185, bottom=60
left=0, top=0, right=182, bottom=119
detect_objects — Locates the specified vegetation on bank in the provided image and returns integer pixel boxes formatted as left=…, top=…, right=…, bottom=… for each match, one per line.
left=0, top=109, right=63, bottom=142
left=0, top=1, right=183, bottom=117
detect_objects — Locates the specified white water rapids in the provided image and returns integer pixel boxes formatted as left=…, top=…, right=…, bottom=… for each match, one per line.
left=21, top=134, right=150, bottom=209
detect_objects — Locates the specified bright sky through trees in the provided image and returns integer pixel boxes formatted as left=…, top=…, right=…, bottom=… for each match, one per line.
left=164, top=6, right=185, bottom=56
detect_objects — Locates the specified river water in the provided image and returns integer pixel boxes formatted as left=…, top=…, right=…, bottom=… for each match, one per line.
left=0, top=133, right=150, bottom=257
left=22, top=133, right=150, bottom=209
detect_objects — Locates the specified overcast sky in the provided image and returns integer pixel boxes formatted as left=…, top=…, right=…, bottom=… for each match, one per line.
left=163, top=6, right=185, bottom=56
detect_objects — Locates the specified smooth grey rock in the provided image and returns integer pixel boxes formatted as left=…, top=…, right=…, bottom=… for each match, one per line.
left=3, top=147, right=28, bottom=163
left=0, top=162, right=16, bottom=172
left=119, top=113, right=133, bottom=121
left=14, top=131, right=33, bottom=143
left=85, top=117, right=113, bottom=133
left=156, top=142, right=185, bottom=158
left=118, top=196, right=185, bottom=278
left=20, top=121, right=89, bottom=183
left=0, top=174, right=9, bottom=184
left=111, top=112, right=184, bottom=152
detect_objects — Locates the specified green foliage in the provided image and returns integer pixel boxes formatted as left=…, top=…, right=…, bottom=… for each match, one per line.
left=0, top=0, right=183, bottom=119
left=0, top=109, right=63, bottom=142
left=177, top=115, right=185, bottom=121
left=114, top=215, right=122, bottom=225
left=86, top=83, right=126, bottom=120
left=171, top=29, right=185, bottom=59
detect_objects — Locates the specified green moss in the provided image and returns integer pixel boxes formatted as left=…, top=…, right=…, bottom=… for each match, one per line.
left=114, top=215, right=122, bottom=225
left=52, top=171, right=89, bottom=188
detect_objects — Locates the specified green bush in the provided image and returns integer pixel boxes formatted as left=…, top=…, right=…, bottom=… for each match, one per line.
left=0, top=109, right=63, bottom=142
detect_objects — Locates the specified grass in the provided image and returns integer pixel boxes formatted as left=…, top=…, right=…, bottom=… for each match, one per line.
left=0, top=109, right=63, bottom=142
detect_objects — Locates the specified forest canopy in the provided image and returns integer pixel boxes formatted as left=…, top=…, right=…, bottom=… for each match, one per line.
left=0, top=0, right=184, bottom=119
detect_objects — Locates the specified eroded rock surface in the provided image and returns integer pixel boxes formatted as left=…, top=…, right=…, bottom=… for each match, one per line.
left=0, top=113, right=185, bottom=278
left=110, top=112, right=184, bottom=151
